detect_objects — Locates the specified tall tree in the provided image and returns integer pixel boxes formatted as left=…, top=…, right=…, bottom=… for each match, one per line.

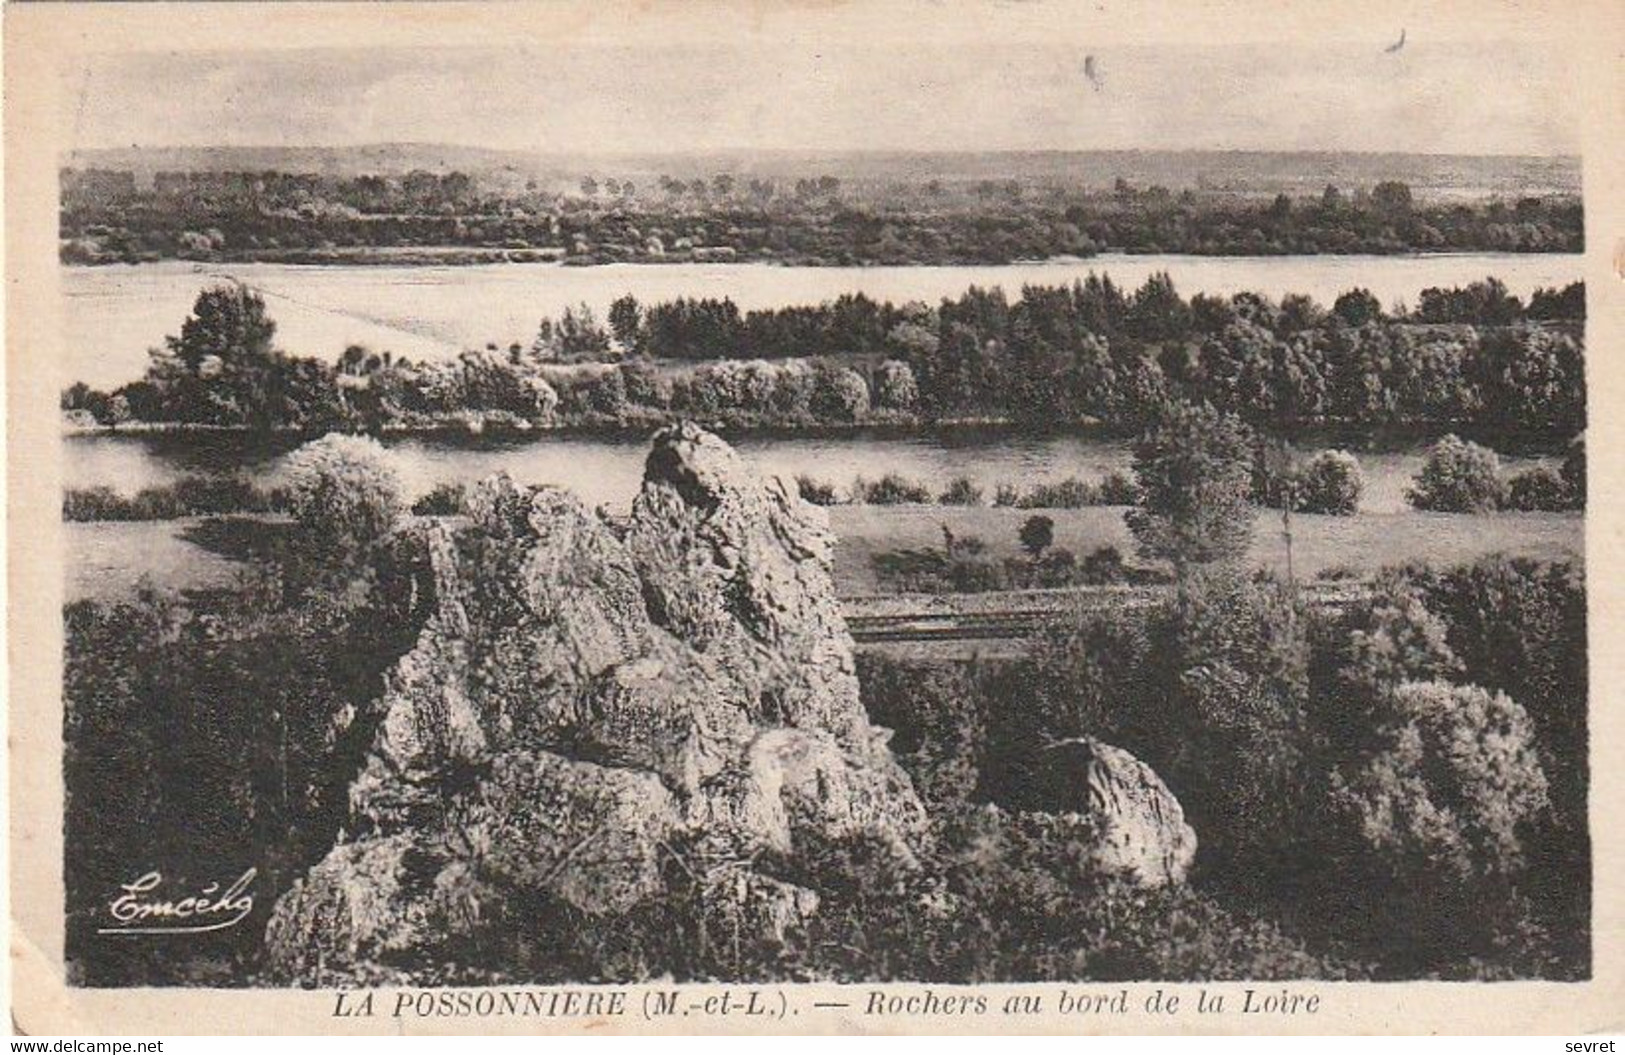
left=1126, top=401, right=1256, bottom=572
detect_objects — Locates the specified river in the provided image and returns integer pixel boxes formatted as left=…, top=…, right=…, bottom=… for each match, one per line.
left=61, top=253, right=1584, bottom=389
left=64, top=428, right=1562, bottom=517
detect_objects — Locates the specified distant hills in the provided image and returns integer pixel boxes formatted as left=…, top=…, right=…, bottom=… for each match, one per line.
left=62, top=144, right=1580, bottom=198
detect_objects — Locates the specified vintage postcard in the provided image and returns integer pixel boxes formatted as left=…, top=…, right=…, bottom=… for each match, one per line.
left=5, top=0, right=1623, bottom=1035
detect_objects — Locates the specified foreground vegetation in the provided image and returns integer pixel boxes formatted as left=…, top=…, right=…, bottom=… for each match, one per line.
left=64, top=408, right=1587, bottom=983
left=859, top=552, right=1586, bottom=979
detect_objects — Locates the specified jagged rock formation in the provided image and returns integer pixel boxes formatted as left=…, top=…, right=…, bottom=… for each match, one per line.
left=264, top=423, right=929, bottom=983
left=1019, top=737, right=1198, bottom=888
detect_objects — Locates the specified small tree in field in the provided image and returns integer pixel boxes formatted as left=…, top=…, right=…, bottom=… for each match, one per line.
left=1018, top=515, right=1054, bottom=559
left=1127, top=402, right=1256, bottom=572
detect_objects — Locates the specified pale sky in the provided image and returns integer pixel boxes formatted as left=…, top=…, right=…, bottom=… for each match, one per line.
left=65, top=36, right=1578, bottom=157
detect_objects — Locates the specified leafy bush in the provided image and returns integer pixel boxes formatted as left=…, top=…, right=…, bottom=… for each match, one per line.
left=1097, top=471, right=1141, bottom=506
left=1295, top=450, right=1363, bottom=515
left=62, top=476, right=284, bottom=521
left=873, top=360, right=919, bottom=412
left=1017, top=477, right=1099, bottom=508
left=937, top=476, right=983, bottom=506
left=280, top=434, right=404, bottom=561
left=1334, top=573, right=1461, bottom=697
left=993, top=482, right=1021, bottom=507
left=1331, top=681, right=1548, bottom=883
left=852, top=472, right=933, bottom=505
left=411, top=481, right=468, bottom=516
left=1005, top=547, right=1080, bottom=589
left=795, top=475, right=840, bottom=506
left=811, top=364, right=871, bottom=423
left=856, top=654, right=986, bottom=809
left=63, top=567, right=426, bottom=985
left=1018, top=515, right=1054, bottom=557
left=1403, top=557, right=1587, bottom=832
left=1077, top=545, right=1136, bottom=585
left=1504, top=465, right=1572, bottom=512
left=62, top=486, right=131, bottom=521
left=1562, top=435, right=1585, bottom=508
left=1407, top=434, right=1504, bottom=512
left=784, top=810, right=1359, bottom=983
left=869, top=539, right=1008, bottom=593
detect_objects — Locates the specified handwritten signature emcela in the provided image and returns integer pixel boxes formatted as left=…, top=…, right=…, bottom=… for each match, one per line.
left=97, top=869, right=257, bottom=935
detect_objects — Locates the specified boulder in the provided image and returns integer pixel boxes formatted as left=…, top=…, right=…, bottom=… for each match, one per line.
left=1024, top=738, right=1198, bottom=889
left=264, top=424, right=928, bottom=982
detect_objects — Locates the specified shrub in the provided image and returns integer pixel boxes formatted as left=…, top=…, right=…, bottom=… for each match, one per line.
left=1407, top=435, right=1504, bottom=512
left=1504, top=465, right=1571, bottom=512
left=1097, top=471, right=1141, bottom=506
left=1017, top=477, right=1099, bottom=509
left=855, top=654, right=986, bottom=809
left=811, top=364, right=871, bottom=423
left=411, top=481, right=468, bottom=516
left=1006, top=546, right=1080, bottom=589
left=937, top=476, right=983, bottom=506
left=1147, top=569, right=1314, bottom=877
left=852, top=472, right=933, bottom=505
left=993, top=482, right=1021, bottom=507
left=1405, top=557, right=1587, bottom=833
left=1018, top=515, right=1055, bottom=558
left=1331, top=681, right=1548, bottom=883
left=1295, top=450, right=1363, bottom=515
left=1078, top=545, right=1133, bottom=585
left=279, top=433, right=404, bottom=560
left=1335, top=573, right=1461, bottom=697
left=62, top=476, right=283, bottom=521
left=1562, top=435, right=1585, bottom=509
left=787, top=809, right=1357, bottom=982
left=795, top=475, right=840, bottom=506
left=63, top=486, right=130, bottom=521
left=873, top=360, right=919, bottom=412
left=869, top=534, right=1009, bottom=593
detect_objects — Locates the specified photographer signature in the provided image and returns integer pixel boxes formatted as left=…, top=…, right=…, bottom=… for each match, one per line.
left=97, top=869, right=257, bottom=935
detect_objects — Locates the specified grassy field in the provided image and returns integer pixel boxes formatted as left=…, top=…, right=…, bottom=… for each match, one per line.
left=826, top=504, right=1583, bottom=597
left=65, top=505, right=1583, bottom=606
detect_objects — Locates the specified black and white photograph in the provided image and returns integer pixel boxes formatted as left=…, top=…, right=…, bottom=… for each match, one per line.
left=7, top=0, right=1621, bottom=1035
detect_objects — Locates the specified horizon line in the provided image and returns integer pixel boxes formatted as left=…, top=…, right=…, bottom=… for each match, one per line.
left=63, top=143, right=1583, bottom=163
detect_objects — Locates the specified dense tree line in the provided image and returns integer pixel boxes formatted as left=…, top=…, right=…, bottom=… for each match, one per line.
left=64, top=276, right=1586, bottom=449
left=61, top=167, right=1583, bottom=266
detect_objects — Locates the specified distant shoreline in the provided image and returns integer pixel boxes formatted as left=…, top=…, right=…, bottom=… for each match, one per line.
left=59, top=244, right=1587, bottom=269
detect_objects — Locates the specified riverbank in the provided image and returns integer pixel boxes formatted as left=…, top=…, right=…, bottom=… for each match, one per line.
left=62, top=242, right=1591, bottom=269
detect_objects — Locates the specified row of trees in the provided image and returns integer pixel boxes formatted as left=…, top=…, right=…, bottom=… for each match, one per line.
left=62, top=166, right=1583, bottom=266
left=62, top=277, right=1585, bottom=444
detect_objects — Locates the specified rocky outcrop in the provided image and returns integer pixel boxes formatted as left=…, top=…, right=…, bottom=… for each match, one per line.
left=264, top=423, right=928, bottom=983
left=1019, top=738, right=1198, bottom=888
